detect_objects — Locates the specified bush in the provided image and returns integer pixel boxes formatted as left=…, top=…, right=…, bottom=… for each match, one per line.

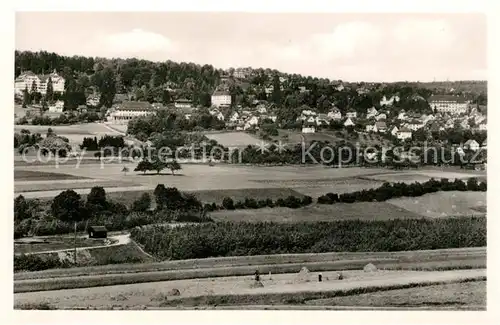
left=14, top=254, right=71, bottom=272
left=222, top=197, right=235, bottom=210
left=131, top=217, right=486, bottom=260
left=132, top=193, right=152, bottom=212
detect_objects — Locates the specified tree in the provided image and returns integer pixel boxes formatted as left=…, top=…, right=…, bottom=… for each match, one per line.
left=14, top=195, right=30, bottom=222
left=167, top=160, right=182, bottom=175
left=86, top=186, right=108, bottom=213
left=222, top=197, right=235, bottom=210
left=51, top=190, right=87, bottom=264
left=122, top=166, right=129, bottom=176
left=30, top=80, right=37, bottom=93
left=131, top=193, right=152, bottom=212
left=46, top=77, right=54, bottom=102
left=134, top=159, right=153, bottom=174
left=153, top=184, right=167, bottom=210
left=22, top=85, right=30, bottom=107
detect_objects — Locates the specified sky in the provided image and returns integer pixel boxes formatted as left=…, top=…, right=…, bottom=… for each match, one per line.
left=15, top=12, right=487, bottom=82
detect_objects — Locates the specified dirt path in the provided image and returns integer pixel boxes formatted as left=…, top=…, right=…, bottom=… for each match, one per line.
left=19, top=234, right=131, bottom=255
left=14, top=269, right=485, bottom=309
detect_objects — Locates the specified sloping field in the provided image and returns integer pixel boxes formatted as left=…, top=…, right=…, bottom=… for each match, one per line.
left=387, top=191, right=487, bottom=218
left=306, top=281, right=486, bottom=308
left=14, top=269, right=486, bottom=309
left=14, top=170, right=89, bottom=181
left=210, top=202, right=423, bottom=222
left=14, top=179, right=140, bottom=193
left=362, top=171, right=485, bottom=184
left=204, top=132, right=260, bottom=147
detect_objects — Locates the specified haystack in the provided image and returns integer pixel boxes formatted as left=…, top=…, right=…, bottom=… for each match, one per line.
left=363, top=263, right=377, bottom=272
left=294, top=266, right=311, bottom=283
left=167, top=288, right=181, bottom=296
left=249, top=280, right=264, bottom=288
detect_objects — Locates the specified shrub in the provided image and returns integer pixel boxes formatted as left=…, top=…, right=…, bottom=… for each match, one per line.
left=132, top=193, right=152, bottom=212
left=222, top=197, right=235, bottom=210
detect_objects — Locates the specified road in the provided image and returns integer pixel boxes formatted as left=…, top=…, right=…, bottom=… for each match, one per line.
left=17, top=233, right=131, bottom=255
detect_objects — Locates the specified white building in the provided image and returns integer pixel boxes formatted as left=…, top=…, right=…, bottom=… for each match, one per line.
left=464, top=139, right=480, bottom=151
left=375, top=113, right=387, bottom=121
left=380, top=95, right=400, bottom=107
left=174, top=99, right=192, bottom=109
left=48, top=100, right=64, bottom=113
left=405, top=120, right=425, bottom=131
left=229, top=112, right=240, bottom=122
left=373, top=121, right=387, bottom=133
left=328, top=108, right=342, bottom=120
left=479, top=120, right=487, bottom=131
left=344, top=117, right=355, bottom=127
left=15, top=70, right=65, bottom=95
left=302, top=123, right=316, bottom=134
left=396, top=128, right=412, bottom=140
left=211, top=90, right=231, bottom=108
left=429, top=95, right=468, bottom=115
left=366, top=107, right=378, bottom=119
left=106, top=101, right=157, bottom=124
left=346, top=110, right=357, bottom=118
left=390, top=126, right=399, bottom=136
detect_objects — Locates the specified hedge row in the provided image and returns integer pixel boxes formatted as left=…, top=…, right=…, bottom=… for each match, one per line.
left=130, top=216, right=486, bottom=260
left=14, top=254, right=71, bottom=272
left=204, top=195, right=313, bottom=212
left=317, top=178, right=486, bottom=204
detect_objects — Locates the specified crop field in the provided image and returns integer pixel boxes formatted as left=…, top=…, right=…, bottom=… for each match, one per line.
left=306, top=280, right=486, bottom=308
left=387, top=191, right=487, bottom=218
left=362, top=170, right=485, bottom=184
left=14, top=179, right=140, bottom=193
left=14, top=123, right=124, bottom=145
left=14, top=268, right=485, bottom=309
left=14, top=170, right=89, bottom=181
left=210, top=202, right=423, bottom=222
left=204, top=132, right=260, bottom=147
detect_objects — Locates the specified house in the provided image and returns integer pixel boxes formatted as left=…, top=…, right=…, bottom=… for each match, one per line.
left=405, top=120, right=425, bottom=131
left=211, top=90, right=231, bottom=108
left=375, top=113, right=387, bottom=121
left=396, top=128, right=412, bottom=140
left=479, top=121, right=487, bottom=131
left=174, top=99, right=192, bottom=109
left=316, top=114, right=330, bottom=126
left=366, top=124, right=375, bottom=132
left=268, top=114, right=277, bottom=122
left=215, top=112, right=225, bottom=121
left=464, top=139, right=480, bottom=151
left=86, top=95, right=100, bottom=107
left=460, top=119, right=470, bottom=130
left=346, top=110, right=357, bottom=118
left=298, top=86, right=308, bottom=93
left=106, top=101, right=157, bottom=124
left=246, top=116, right=259, bottom=126
left=397, top=110, right=407, bottom=120
left=429, top=95, right=468, bottom=115
left=344, top=117, right=355, bottom=127
left=380, top=95, right=400, bottom=107
left=256, top=105, right=267, bottom=114
left=373, top=121, right=387, bottom=133
left=14, top=70, right=65, bottom=95
left=48, top=100, right=64, bottom=113
left=88, top=225, right=107, bottom=239
left=366, top=107, right=378, bottom=119
left=390, top=126, right=399, bottom=136
left=327, top=108, right=342, bottom=120
left=302, top=122, right=316, bottom=134
left=264, top=85, right=274, bottom=94
left=229, top=112, right=240, bottom=122
left=233, top=68, right=248, bottom=79
left=306, top=116, right=316, bottom=124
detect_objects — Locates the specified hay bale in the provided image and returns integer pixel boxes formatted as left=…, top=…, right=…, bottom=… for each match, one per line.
left=110, top=294, right=128, bottom=301
left=294, top=266, right=311, bottom=283
left=363, top=263, right=377, bottom=272
left=249, top=280, right=264, bottom=288
left=167, top=288, right=181, bottom=296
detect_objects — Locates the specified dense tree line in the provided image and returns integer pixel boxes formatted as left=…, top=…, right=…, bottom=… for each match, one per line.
left=16, top=112, right=100, bottom=126
left=80, top=135, right=125, bottom=150
left=203, top=195, right=313, bottom=212
left=14, top=186, right=211, bottom=238
left=317, top=178, right=486, bottom=204
left=130, top=217, right=486, bottom=260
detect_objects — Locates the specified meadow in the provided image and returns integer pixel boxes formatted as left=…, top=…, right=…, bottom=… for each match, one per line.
left=204, top=131, right=260, bottom=147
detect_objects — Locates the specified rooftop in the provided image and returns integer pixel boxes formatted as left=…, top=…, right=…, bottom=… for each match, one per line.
left=429, top=95, right=467, bottom=103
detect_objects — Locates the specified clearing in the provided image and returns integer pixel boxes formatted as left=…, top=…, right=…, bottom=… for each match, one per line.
left=204, top=132, right=260, bottom=147
left=209, top=202, right=423, bottom=222
left=387, top=191, right=487, bottom=218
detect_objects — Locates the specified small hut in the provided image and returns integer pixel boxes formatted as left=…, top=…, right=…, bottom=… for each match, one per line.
left=88, top=225, right=108, bottom=239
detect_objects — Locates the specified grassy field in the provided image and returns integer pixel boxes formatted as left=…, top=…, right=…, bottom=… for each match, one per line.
left=387, top=191, right=487, bottom=218
left=14, top=170, right=90, bottom=181
left=14, top=247, right=486, bottom=281
left=209, top=202, right=423, bottom=222
left=204, top=132, right=260, bottom=147
left=306, top=281, right=486, bottom=308
left=15, top=179, right=140, bottom=193
left=14, top=269, right=486, bottom=309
